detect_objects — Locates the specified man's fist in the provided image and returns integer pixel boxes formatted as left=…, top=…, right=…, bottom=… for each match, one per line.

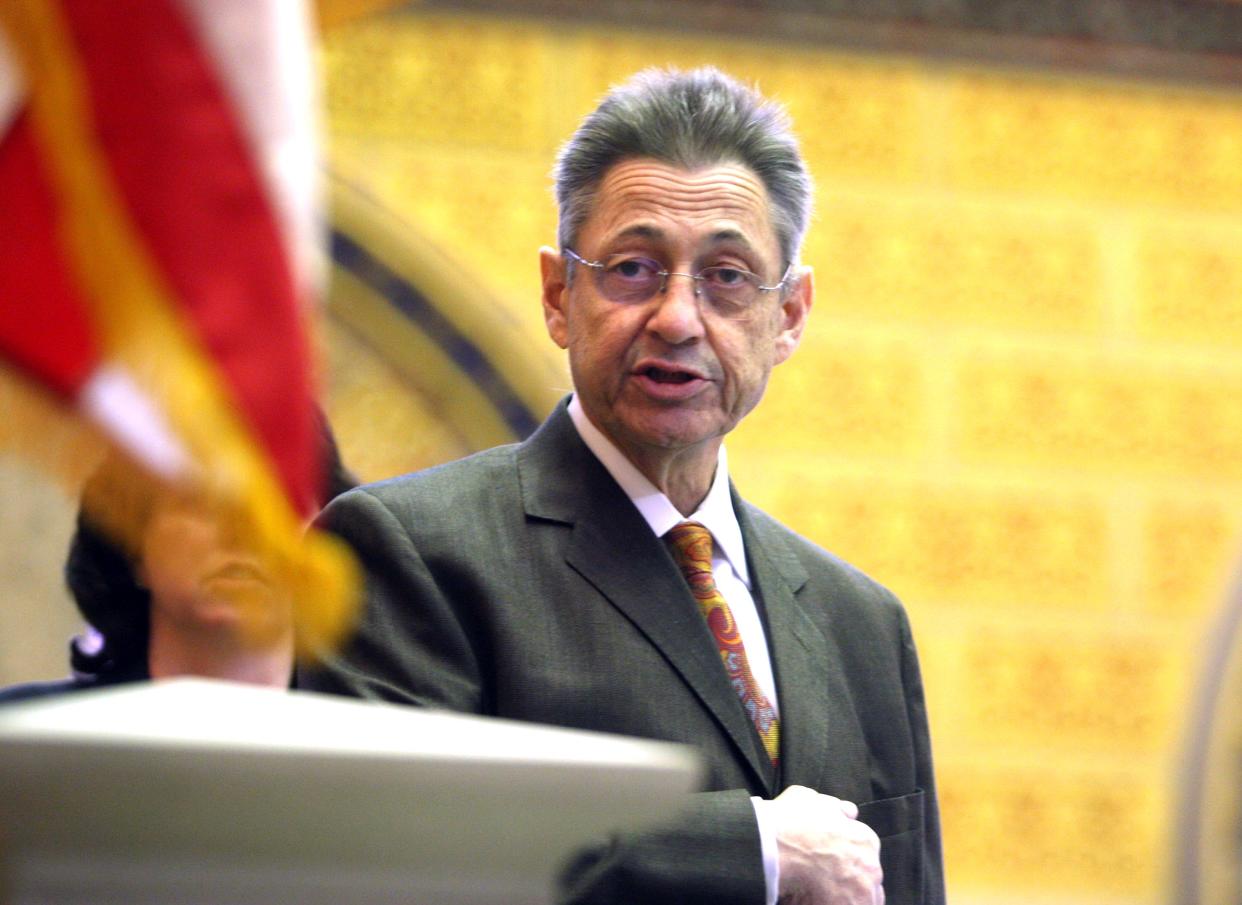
left=762, top=785, right=883, bottom=905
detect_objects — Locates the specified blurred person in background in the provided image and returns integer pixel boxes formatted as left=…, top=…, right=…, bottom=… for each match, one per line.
left=0, top=412, right=355, bottom=702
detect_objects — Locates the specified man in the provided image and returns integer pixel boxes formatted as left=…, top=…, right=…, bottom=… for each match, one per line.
left=303, top=67, right=943, bottom=905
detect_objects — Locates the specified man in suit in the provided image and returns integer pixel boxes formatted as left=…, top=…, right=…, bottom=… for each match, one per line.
left=303, top=67, right=944, bottom=905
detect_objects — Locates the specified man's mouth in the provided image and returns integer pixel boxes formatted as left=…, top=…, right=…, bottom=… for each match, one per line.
left=642, top=366, right=697, bottom=384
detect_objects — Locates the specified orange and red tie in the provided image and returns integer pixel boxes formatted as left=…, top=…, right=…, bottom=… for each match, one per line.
left=665, top=521, right=780, bottom=764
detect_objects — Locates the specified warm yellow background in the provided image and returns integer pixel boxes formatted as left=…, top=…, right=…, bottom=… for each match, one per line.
left=319, top=10, right=1242, bottom=905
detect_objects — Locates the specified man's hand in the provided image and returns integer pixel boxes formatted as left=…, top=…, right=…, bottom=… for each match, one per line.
left=766, top=785, right=883, bottom=905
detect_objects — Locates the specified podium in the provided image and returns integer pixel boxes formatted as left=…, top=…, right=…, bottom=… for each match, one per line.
left=0, top=679, right=702, bottom=904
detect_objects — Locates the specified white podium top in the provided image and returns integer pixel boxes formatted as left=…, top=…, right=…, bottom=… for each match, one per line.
left=0, top=678, right=702, bottom=905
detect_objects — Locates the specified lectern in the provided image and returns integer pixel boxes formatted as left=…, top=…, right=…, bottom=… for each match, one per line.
left=0, top=678, right=702, bottom=904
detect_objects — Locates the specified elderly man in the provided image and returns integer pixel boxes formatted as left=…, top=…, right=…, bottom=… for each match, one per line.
left=303, top=67, right=943, bottom=905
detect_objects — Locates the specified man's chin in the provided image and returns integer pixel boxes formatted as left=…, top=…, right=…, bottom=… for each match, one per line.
left=615, top=413, right=727, bottom=454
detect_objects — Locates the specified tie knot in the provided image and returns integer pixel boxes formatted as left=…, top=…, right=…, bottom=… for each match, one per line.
left=665, top=521, right=714, bottom=576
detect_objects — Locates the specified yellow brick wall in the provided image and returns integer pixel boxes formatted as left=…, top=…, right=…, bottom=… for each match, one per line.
left=322, top=12, right=1242, bottom=903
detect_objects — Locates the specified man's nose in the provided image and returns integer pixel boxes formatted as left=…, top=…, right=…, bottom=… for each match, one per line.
left=647, top=272, right=705, bottom=344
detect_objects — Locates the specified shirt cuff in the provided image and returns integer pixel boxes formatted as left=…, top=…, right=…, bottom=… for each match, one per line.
left=750, top=796, right=780, bottom=905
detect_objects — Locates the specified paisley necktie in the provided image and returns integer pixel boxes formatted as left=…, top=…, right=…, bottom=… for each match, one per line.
left=665, top=521, right=780, bottom=764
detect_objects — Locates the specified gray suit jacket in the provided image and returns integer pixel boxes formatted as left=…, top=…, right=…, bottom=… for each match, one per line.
left=301, top=400, right=944, bottom=905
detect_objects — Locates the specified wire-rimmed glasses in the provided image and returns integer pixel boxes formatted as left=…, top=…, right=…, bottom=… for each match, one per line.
left=563, top=248, right=791, bottom=318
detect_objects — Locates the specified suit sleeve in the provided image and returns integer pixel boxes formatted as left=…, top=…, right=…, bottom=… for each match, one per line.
left=297, top=488, right=486, bottom=711
left=558, top=789, right=766, bottom=905
left=299, top=488, right=771, bottom=905
left=898, top=606, right=946, bottom=905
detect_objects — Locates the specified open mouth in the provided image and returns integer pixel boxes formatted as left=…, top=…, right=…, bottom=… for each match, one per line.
left=641, top=366, right=698, bottom=384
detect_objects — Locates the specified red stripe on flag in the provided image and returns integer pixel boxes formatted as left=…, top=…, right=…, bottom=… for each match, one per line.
left=58, top=0, right=318, bottom=515
left=0, top=111, right=100, bottom=397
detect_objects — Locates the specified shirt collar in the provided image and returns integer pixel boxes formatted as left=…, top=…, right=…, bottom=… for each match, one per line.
left=567, top=395, right=751, bottom=586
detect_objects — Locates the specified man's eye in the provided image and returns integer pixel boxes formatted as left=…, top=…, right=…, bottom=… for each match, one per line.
left=705, top=267, right=748, bottom=287
left=608, top=258, right=659, bottom=280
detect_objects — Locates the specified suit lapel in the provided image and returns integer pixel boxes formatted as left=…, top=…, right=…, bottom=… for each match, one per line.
left=738, top=499, right=871, bottom=799
left=519, top=404, right=776, bottom=791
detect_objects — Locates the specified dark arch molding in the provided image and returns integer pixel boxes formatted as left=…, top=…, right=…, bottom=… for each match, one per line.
left=330, top=228, right=542, bottom=441
left=1173, top=563, right=1242, bottom=905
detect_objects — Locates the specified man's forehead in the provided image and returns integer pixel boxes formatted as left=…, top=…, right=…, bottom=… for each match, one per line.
left=583, top=158, right=777, bottom=253
left=594, top=159, right=770, bottom=214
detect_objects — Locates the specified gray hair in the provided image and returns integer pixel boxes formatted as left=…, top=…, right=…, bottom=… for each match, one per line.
left=553, top=66, right=813, bottom=270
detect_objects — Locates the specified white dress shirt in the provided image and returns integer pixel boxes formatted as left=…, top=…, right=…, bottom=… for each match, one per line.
left=567, top=396, right=781, bottom=905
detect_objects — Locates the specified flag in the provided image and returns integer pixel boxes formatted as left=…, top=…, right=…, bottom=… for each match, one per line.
left=0, top=0, right=357, bottom=655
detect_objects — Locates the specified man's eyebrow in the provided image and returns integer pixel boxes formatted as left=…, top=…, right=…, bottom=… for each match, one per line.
left=609, top=224, right=664, bottom=243
left=607, top=225, right=760, bottom=250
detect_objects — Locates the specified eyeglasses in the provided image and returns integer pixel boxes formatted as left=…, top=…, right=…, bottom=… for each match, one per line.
left=563, top=248, right=791, bottom=317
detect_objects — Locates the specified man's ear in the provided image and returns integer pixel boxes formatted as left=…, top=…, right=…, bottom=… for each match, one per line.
left=773, top=265, right=813, bottom=366
left=540, top=246, right=569, bottom=350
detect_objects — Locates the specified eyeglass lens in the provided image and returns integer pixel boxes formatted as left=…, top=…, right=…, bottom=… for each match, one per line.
left=593, top=257, right=765, bottom=312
